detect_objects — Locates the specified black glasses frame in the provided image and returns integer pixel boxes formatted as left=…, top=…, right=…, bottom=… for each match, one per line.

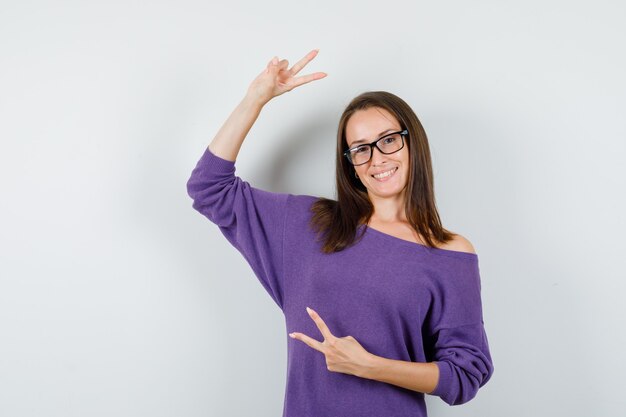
left=343, top=129, right=408, bottom=166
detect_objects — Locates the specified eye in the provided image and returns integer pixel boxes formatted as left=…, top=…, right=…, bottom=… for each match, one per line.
left=383, top=135, right=399, bottom=144
left=354, top=146, right=369, bottom=154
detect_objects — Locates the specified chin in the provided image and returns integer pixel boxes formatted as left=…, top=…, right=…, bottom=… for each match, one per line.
left=366, top=187, right=405, bottom=199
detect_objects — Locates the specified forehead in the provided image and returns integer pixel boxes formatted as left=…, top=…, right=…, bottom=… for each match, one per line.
left=345, top=107, right=400, bottom=147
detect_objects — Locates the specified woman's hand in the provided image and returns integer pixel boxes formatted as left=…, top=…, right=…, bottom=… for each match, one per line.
left=289, top=307, right=375, bottom=378
left=246, top=49, right=327, bottom=106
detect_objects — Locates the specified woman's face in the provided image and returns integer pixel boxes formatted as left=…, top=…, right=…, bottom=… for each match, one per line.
left=345, top=107, right=410, bottom=201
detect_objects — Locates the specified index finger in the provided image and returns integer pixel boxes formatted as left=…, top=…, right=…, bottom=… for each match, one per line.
left=289, top=49, right=320, bottom=76
left=289, top=72, right=327, bottom=90
left=306, top=307, right=335, bottom=341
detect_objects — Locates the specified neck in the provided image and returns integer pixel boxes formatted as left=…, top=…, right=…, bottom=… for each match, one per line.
left=367, top=192, right=407, bottom=224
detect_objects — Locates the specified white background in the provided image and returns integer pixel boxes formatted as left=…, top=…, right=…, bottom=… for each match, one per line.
left=1, top=1, right=625, bottom=416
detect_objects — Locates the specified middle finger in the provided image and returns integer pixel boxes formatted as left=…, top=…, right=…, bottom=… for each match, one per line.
left=289, top=49, right=320, bottom=76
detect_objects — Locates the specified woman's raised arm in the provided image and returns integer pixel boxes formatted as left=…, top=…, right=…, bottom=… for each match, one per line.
left=186, top=50, right=326, bottom=310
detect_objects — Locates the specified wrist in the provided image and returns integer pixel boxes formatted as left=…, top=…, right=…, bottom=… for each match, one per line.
left=359, top=353, right=382, bottom=380
left=242, top=91, right=269, bottom=110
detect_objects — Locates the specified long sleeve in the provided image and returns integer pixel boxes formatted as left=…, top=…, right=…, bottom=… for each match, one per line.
left=186, top=146, right=291, bottom=310
left=424, top=257, right=495, bottom=406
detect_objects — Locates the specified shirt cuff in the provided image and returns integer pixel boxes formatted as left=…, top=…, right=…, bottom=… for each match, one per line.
left=198, top=146, right=236, bottom=172
left=430, top=361, right=453, bottom=399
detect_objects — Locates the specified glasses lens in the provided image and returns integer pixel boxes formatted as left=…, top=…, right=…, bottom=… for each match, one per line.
left=378, top=133, right=403, bottom=153
left=349, top=146, right=371, bottom=165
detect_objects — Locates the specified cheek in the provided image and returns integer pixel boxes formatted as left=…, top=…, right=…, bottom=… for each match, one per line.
left=400, top=151, right=410, bottom=175
left=355, top=164, right=369, bottom=177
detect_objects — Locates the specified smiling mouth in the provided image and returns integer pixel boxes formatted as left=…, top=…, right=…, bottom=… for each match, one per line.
left=371, top=167, right=398, bottom=181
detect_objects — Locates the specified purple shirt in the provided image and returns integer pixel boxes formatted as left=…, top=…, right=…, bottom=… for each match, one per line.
left=186, top=147, right=494, bottom=416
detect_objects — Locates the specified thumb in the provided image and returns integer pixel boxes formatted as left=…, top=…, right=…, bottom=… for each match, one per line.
left=266, top=55, right=279, bottom=73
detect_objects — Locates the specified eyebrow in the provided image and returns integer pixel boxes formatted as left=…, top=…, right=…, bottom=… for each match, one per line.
left=348, top=129, right=397, bottom=147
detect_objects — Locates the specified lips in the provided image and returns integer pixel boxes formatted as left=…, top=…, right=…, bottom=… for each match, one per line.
left=371, top=167, right=398, bottom=181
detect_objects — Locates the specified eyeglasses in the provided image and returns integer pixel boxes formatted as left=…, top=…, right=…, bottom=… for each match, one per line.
left=343, top=129, right=408, bottom=166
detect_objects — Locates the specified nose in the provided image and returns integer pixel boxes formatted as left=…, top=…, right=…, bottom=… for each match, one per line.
left=369, top=145, right=389, bottom=166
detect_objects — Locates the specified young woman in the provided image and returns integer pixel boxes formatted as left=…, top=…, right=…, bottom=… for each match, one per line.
left=186, top=49, right=494, bottom=417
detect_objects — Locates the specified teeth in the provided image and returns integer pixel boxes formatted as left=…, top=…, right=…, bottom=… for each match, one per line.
left=372, top=167, right=397, bottom=179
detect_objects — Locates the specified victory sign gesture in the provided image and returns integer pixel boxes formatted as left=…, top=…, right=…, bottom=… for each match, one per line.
left=289, top=306, right=375, bottom=378
left=246, top=49, right=328, bottom=106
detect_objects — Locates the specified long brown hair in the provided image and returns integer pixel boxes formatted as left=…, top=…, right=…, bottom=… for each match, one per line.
left=309, top=91, right=456, bottom=253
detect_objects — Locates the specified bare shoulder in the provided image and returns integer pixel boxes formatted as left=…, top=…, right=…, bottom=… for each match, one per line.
left=439, top=233, right=477, bottom=254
